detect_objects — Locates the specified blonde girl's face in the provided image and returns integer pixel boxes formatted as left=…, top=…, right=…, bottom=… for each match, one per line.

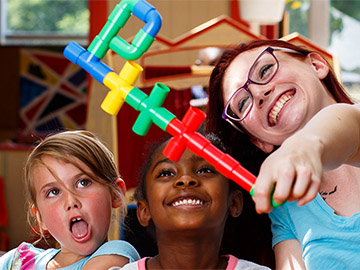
left=32, top=155, right=121, bottom=257
left=222, top=46, right=336, bottom=152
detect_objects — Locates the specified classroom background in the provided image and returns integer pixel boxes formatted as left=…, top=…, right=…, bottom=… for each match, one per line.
left=0, top=0, right=359, bottom=256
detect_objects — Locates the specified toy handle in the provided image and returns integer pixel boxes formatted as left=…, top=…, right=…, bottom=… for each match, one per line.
left=109, top=0, right=162, bottom=60
left=249, top=186, right=285, bottom=208
left=87, top=0, right=162, bottom=61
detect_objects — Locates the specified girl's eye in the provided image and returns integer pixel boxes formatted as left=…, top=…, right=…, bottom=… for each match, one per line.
left=47, top=188, right=60, bottom=198
left=197, top=167, right=215, bottom=174
left=77, top=178, right=91, bottom=188
left=157, top=169, right=175, bottom=178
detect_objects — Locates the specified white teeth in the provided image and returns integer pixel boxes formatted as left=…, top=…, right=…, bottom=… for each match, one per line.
left=71, top=217, right=82, bottom=222
left=172, top=198, right=204, bottom=206
left=270, top=94, right=293, bottom=124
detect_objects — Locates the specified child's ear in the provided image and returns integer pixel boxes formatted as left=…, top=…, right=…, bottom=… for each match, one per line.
left=33, top=206, right=48, bottom=231
left=112, top=178, right=126, bottom=208
left=116, top=178, right=126, bottom=195
left=137, top=200, right=151, bottom=227
left=228, top=190, right=243, bottom=218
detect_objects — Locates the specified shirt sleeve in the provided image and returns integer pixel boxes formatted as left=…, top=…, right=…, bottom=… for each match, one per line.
left=269, top=203, right=297, bottom=248
left=88, top=240, right=141, bottom=263
left=0, top=248, right=16, bottom=270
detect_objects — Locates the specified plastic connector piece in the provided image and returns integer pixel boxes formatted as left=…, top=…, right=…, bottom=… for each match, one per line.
left=127, top=83, right=175, bottom=136
left=164, top=106, right=256, bottom=193
left=87, top=0, right=138, bottom=59
left=102, top=61, right=143, bottom=115
left=110, top=29, right=154, bottom=61
left=132, top=0, right=162, bottom=37
left=63, top=41, right=112, bottom=83
left=249, top=186, right=285, bottom=207
left=164, top=107, right=206, bottom=161
left=108, top=0, right=162, bottom=60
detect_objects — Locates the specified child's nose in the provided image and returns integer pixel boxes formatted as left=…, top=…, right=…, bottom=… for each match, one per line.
left=64, top=193, right=82, bottom=211
left=174, top=175, right=199, bottom=188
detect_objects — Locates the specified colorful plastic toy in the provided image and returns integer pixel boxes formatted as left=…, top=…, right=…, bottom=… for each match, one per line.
left=102, top=61, right=143, bottom=115
left=64, top=41, right=112, bottom=83
left=63, top=0, right=281, bottom=206
left=88, top=0, right=161, bottom=61
left=164, top=106, right=256, bottom=192
left=126, top=83, right=176, bottom=136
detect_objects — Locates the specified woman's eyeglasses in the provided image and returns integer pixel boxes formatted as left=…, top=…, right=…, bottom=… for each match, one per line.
left=222, top=46, right=302, bottom=125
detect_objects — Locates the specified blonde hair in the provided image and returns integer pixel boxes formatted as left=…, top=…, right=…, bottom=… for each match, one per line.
left=24, top=130, right=126, bottom=239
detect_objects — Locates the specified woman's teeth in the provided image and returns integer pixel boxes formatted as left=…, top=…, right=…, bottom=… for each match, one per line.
left=269, top=94, right=293, bottom=125
left=172, top=198, right=203, bottom=206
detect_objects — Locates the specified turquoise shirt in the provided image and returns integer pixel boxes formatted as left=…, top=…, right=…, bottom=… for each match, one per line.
left=0, top=240, right=140, bottom=269
left=270, top=193, right=360, bottom=270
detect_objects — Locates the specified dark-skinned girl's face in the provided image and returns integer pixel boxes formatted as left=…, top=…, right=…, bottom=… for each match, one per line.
left=137, top=143, right=242, bottom=235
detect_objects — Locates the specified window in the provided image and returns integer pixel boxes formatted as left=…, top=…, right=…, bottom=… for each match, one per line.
left=0, top=0, right=89, bottom=46
left=286, top=0, right=360, bottom=100
left=328, top=1, right=360, bottom=100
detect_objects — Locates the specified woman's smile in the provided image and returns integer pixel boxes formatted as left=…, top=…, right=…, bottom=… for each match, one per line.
left=268, top=89, right=296, bottom=126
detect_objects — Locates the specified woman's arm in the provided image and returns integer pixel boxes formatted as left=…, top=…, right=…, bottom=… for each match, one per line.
left=82, top=240, right=140, bottom=270
left=253, top=103, right=360, bottom=213
left=274, top=239, right=306, bottom=270
left=82, top=254, right=130, bottom=270
left=308, top=103, right=360, bottom=168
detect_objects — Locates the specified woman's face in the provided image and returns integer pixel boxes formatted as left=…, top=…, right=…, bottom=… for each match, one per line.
left=222, top=46, right=336, bottom=151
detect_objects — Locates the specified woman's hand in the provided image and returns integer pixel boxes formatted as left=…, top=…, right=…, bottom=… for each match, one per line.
left=252, top=135, right=322, bottom=213
left=252, top=103, right=360, bottom=213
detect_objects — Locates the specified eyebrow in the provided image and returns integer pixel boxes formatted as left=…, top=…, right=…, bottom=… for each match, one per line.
left=151, top=158, right=172, bottom=173
left=190, top=155, right=205, bottom=163
left=150, top=153, right=209, bottom=173
left=38, top=172, right=86, bottom=193
left=39, top=182, right=56, bottom=194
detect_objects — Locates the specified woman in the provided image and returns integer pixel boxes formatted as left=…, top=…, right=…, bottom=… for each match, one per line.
left=205, top=39, right=360, bottom=269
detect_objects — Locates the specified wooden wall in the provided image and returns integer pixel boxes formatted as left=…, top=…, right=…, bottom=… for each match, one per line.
left=0, top=149, right=32, bottom=249
left=108, top=0, right=230, bottom=40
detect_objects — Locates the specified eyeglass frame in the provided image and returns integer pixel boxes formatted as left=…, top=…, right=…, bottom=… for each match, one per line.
left=221, top=46, right=303, bottom=131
